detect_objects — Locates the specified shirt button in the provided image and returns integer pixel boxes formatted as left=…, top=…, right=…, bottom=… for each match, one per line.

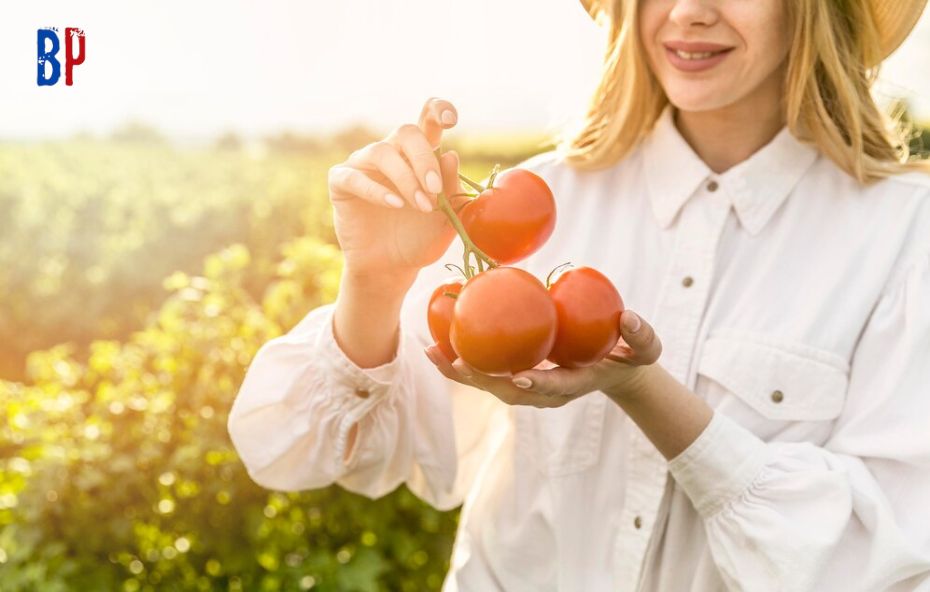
left=707, top=180, right=719, bottom=192
left=771, top=389, right=784, bottom=403
left=354, top=387, right=371, bottom=399
left=681, top=276, right=694, bottom=288
left=633, top=516, right=642, bottom=529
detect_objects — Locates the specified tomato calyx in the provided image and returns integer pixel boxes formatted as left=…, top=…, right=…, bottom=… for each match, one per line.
left=443, top=262, right=475, bottom=284
left=487, top=164, right=501, bottom=188
left=545, top=261, right=574, bottom=289
left=458, top=163, right=501, bottom=194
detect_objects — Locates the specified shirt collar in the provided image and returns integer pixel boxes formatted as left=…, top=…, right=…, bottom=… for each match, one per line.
left=642, top=106, right=819, bottom=236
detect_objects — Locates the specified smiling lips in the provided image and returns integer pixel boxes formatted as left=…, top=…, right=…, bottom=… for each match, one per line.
left=663, top=41, right=734, bottom=72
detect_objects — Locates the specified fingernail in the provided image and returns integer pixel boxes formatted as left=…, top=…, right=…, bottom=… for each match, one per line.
left=441, top=110, right=456, bottom=125
left=384, top=193, right=405, bottom=208
left=623, top=311, right=641, bottom=333
left=415, top=190, right=433, bottom=212
left=425, top=170, right=442, bottom=194
left=424, top=346, right=437, bottom=364
left=452, top=360, right=472, bottom=378
left=512, top=377, right=532, bottom=389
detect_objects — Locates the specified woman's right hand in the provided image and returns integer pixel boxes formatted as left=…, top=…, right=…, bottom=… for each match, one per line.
left=328, top=98, right=469, bottom=283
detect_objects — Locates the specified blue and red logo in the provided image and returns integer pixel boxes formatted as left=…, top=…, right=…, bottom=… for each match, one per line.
left=37, top=27, right=85, bottom=86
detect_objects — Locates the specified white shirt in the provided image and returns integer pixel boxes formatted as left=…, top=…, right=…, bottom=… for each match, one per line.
left=227, top=107, right=930, bottom=591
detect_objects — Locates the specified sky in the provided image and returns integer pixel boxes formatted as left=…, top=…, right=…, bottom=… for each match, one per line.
left=0, top=0, right=928, bottom=140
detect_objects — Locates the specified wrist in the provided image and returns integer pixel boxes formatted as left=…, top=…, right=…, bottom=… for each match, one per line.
left=334, top=266, right=417, bottom=370
left=603, top=364, right=655, bottom=404
left=342, top=265, right=418, bottom=298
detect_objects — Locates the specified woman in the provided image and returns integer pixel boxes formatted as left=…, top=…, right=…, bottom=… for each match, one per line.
left=228, top=0, right=930, bottom=590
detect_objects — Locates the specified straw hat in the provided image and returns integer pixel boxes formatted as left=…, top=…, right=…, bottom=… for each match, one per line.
left=578, top=0, right=928, bottom=65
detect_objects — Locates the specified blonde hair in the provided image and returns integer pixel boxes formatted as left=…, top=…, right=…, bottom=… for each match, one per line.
left=555, top=0, right=930, bottom=183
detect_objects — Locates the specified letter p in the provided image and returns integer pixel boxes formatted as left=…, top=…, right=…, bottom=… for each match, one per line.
left=65, top=28, right=86, bottom=86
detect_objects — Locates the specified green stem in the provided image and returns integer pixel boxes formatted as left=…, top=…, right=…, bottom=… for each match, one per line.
left=545, top=261, right=573, bottom=289
left=444, top=263, right=466, bottom=277
left=486, top=163, right=501, bottom=188
left=458, top=172, right=486, bottom=193
left=438, top=193, right=497, bottom=277
left=434, top=148, right=498, bottom=279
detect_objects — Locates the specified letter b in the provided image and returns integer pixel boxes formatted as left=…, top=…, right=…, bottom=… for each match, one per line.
left=37, top=28, right=61, bottom=86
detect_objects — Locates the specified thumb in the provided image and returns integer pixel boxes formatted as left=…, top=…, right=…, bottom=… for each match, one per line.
left=618, top=310, right=662, bottom=365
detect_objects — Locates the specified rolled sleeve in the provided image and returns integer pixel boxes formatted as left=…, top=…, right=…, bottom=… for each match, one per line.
left=667, top=410, right=770, bottom=518
left=315, top=305, right=405, bottom=467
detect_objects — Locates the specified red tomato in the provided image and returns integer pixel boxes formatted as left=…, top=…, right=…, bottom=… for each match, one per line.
left=459, top=168, right=556, bottom=265
left=546, top=266, right=624, bottom=368
left=427, top=279, right=464, bottom=362
left=450, top=267, right=558, bottom=375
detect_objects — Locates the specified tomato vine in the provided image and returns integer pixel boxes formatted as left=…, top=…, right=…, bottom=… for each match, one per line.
left=433, top=146, right=500, bottom=279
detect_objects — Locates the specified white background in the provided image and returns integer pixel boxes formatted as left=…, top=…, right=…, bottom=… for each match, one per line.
left=0, top=0, right=927, bottom=140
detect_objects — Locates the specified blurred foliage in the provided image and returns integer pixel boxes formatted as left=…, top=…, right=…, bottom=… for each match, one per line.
left=0, top=127, right=546, bottom=590
left=0, top=240, right=460, bottom=591
left=0, top=137, right=334, bottom=382
left=888, top=98, right=930, bottom=159
left=908, top=125, right=930, bottom=158
left=0, top=128, right=550, bottom=383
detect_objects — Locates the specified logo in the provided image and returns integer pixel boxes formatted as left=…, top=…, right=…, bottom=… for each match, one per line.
left=37, top=27, right=86, bottom=86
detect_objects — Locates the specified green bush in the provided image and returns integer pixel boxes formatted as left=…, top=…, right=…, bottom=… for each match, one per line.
left=0, top=239, right=458, bottom=591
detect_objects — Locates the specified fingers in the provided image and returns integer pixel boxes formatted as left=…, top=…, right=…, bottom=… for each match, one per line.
left=385, top=124, right=444, bottom=211
left=425, top=346, right=585, bottom=408
left=333, top=97, right=458, bottom=213
left=615, top=310, right=662, bottom=365
left=510, top=365, right=596, bottom=399
left=448, top=358, right=569, bottom=408
left=328, top=164, right=405, bottom=209
left=424, top=345, right=473, bottom=387
left=417, top=97, right=458, bottom=150
left=344, top=138, right=434, bottom=212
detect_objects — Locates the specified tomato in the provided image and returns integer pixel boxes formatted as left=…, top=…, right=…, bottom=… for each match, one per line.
left=546, top=266, right=624, bottom=368
left=459, top=168, right=556, bottom=265
left=450, top=267, right=558, bottom=375
left=427, top=279, right=464, bottom=362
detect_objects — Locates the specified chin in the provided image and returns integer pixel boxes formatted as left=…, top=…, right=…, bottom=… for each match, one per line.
left=663, top=85, right=736, bottom=114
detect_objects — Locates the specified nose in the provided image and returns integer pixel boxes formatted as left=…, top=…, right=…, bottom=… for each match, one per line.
left=667, top=0, right=719, bottom=28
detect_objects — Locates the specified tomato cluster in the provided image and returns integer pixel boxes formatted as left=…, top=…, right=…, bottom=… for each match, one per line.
left=427, top=166, right=625, bottom=375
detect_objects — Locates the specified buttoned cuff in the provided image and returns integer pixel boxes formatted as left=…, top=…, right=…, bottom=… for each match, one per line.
left=315, top=306, right=405, bottom=465
left=667, top=411, right=771, bottom=518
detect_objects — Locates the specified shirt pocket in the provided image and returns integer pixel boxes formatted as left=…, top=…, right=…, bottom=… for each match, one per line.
left=696, top=330, right=850, bottom=437
left=513, top=393, right=608, bottom=477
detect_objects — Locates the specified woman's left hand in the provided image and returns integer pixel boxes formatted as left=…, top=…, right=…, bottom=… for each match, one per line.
left=424, top=309, right=662, bottom=408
